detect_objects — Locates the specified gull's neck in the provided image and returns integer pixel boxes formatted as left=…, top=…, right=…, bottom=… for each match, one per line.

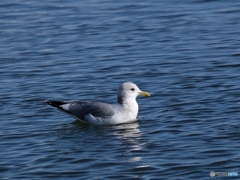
left=118, top=96, right=124, bottom=104
left=118, top=97, right=136, bottom=104
left=118, top=97, right=139, bottom=119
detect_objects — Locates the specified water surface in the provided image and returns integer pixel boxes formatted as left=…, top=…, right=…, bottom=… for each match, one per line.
left=1, top=0, right=240, bottom=179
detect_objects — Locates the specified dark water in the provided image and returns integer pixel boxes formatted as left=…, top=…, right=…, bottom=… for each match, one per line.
left=1, top=0, right=240, bottom=179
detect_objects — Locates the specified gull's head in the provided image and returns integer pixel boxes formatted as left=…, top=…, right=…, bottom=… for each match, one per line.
left=117, top=82, right=150, bottom=103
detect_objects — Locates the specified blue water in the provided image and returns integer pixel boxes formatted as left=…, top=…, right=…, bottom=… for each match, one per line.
left=1, top=0, right=240, bottom=179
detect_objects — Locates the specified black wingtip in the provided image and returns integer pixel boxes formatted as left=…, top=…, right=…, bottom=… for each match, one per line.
left=44, top=100, right=50, bottom=104
left=45, top=100, right=62, bottom=108
left=45, top=100, right=52, bottom=105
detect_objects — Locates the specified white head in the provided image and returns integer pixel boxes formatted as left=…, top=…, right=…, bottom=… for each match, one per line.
left=117, top=82, right=150, bottom=104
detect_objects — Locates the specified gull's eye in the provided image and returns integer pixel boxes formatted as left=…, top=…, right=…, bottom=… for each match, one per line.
left=131, top=88, right=135, bottom=91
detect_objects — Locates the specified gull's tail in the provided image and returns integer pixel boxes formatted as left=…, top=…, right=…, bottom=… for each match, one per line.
left=45, top=100, right=87, bottom=122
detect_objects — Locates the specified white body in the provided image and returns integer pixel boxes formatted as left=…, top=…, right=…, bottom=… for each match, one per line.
left=46, top=82, right=150, bottom=125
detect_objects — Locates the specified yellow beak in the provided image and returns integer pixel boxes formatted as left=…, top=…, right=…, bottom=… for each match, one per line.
left=139, top=91, right=150, bottom=97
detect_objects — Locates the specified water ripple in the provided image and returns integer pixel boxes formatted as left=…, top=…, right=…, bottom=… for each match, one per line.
left=1, top=0, right=240, bottom=179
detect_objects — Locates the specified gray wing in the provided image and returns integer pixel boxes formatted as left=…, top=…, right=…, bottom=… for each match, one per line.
left=46, top=100, right=116, bottom=122
left=73, top=102, right=116, bottom=120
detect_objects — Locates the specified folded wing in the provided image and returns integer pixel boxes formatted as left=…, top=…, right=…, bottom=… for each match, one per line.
left=45, top=100, right=116, bottom=123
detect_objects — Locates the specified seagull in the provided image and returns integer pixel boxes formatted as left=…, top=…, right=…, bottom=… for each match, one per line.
left=45, top=82, right=150, bottom=125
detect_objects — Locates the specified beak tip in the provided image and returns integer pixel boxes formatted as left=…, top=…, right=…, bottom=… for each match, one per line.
left=139, top=91, right=150, bottom=97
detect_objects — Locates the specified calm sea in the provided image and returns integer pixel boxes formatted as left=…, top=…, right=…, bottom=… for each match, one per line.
left=1, top=0, right=240, bottom=179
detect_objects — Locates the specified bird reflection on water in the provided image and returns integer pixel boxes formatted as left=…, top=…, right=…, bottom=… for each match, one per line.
left=54, top=120, right=146, bottom=163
